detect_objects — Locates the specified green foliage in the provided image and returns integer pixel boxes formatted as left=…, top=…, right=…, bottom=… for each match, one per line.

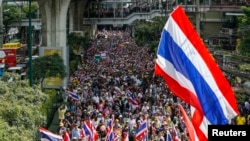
left=41, top=89, right=58, bottom=115
left=22, top=2, right=39, bottom=19
left=41, top=89, right=61, bottom=127
left=2, top=3, right=22, bottom=26
left=0, top=72, right=49, bottom=141
left=31, top=53, right=67, bottom=86
left=67, top=32, right=90, bottom=72
left=237, top=6, right=250, bottom=56
left=134, top=17, right=166, bottom=54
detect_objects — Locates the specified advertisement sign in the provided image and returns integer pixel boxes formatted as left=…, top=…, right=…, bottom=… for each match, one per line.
left=40, top=47, right=63, bottom=88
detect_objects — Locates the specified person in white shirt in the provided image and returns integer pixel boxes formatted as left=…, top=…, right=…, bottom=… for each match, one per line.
left=141, top=102, right=149, bottom=113
left=92, top=94, right=100, bottom=105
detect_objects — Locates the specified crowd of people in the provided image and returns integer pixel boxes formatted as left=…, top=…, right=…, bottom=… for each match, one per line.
left=57, top=28, right=193, bottom=141
left=56, top=28, right=250, bottom=140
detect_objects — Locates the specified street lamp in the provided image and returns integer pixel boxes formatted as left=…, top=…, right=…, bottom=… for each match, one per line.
left=28, top=0, right=33, bottom=86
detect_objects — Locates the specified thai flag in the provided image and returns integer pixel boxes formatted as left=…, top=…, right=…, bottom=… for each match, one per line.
left=63, top=131, right=71, bottom=141
left=105, top=115, right=115, bottom=141
left=127, top=90, right=139, bottom=105
left=154, top=5, right=239, bottom=141
left=82, top=120, right=93, bottom=141
left=122, top=132, right=129, bottom=141
left=135, top=119, right=147, bottom=140
left=39, top=127, right=62, bottom=141
left=179, top=104, right=198, bottom=141
left=113, top=132, right=120, bottom=141
left=68, top=91, right=79, bottom=101
left=105, top=132, right=114, bottom=141
left=106, top=115, right=114, bottom=134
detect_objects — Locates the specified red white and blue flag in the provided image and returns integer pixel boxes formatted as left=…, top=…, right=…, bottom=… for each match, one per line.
left=68, top=91, right=79, bottom=101
left=154, top=5, right=239, bottom=141
left=105, top=115, right=115, bottom=141
left=63, top=131, right=71, bottom=141
left=127, top=90, right=139, bottom=105
left=135, top=119, right=147, bottom=140
left=39, top=127, right=62, bottom=141
left=82, top=120, right=94, bottom=141
left=122, top=132, right=129, bottom=141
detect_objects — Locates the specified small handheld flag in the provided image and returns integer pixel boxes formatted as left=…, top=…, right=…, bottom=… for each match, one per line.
left=39, top=127, right=62, bottom=141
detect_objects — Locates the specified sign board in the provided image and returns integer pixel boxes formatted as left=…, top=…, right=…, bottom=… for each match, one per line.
left=3, top=43, right=21, bottom=48
left=39, top=47, right=63, bottom=89
left=94, top=54, right=101, bottom=61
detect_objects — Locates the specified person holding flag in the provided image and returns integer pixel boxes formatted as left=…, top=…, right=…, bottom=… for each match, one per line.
left=135, top=118, right=148, bottom=141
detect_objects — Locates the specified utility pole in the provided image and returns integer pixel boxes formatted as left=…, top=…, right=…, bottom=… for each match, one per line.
left=28, top=0, right=33, bottom=86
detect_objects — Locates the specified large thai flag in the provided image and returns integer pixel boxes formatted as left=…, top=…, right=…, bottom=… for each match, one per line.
left=154, top=5, right=239, bottom=141
left=39, top=127, right=62, bottom=141
left=68, top=91, right=79, bottom=101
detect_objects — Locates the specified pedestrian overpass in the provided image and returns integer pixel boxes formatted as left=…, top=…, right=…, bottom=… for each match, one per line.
left=83, top=9, right=163, bottom=25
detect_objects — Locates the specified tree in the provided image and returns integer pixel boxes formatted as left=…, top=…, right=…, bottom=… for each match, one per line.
left=22, top=2, right=39, bottom=19
left=31, top=53, right=67, bottom=87
left=2, top=3, right=24, bottom=43
left=237, top=6, right=250, bottom=56
left=67, top=32, right=90, bottom=71
left=0, top=72, right=49, bottom=141
left=134, top=17, right=166, bottom=54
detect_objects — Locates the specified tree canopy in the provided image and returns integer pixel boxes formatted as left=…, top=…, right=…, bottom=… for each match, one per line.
left=134, top=17, right=166, bottom=54
left=0, top=72, right=48, bottom=141
left=31, top=53, right=67, bottom=87
left=237, top=6, right=250, bottom=56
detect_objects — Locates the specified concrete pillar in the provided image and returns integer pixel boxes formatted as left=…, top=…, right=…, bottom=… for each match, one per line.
left=69, top=0, right=87, bottom=32
left=38, top=0, right=71, bottom=88
left=38, top=0, right=70, bottom=47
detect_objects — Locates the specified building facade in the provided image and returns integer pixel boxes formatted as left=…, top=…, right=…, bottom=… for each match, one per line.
left=83, top=0, right=249, bottom=50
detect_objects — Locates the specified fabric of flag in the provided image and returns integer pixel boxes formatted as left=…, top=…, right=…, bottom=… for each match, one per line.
left=179, top=104, right=197, bottom=141
left=68, top=91, right=79, bottom=101
left=127, top=90, right=139, bottom=105
left=113, top=132, right=120, bottom=141
left=82, top=120, right=93, bottom=141
left=106, top=115, right=114, bottom=134
left=63, top=131, right=71, bottom=141
left=166, top=130, right=172, bottom=141
left=105, top=115, right=115, bottom=141
left=135, top=119, right=147, bottom=140
left=122, top=132, right=129, bottom=141
left=39, top=127, right=62, bottom=141
left=154, top=5, right=239, bottom=141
